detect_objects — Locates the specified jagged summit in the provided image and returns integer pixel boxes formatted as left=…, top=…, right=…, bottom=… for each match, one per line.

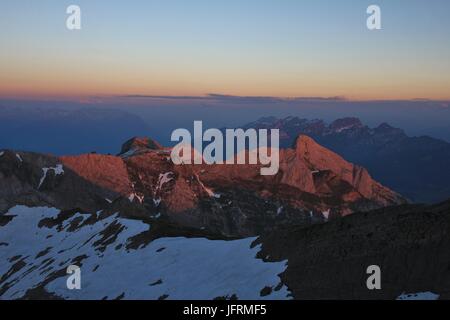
left=119, top=137, right=163, bottom=157
left=285, top=135, right=404, bottom=207
left=373, top=122, right=406, bottom=137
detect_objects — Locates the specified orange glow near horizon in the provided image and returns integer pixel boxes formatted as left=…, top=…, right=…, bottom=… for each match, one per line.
left=1, top=52, right=449, bottom=102
left=2, top=1, right=450, bottom=102
left=1, top=81, right=449, bottom=102
left=1, top=57, right=450, bottom=101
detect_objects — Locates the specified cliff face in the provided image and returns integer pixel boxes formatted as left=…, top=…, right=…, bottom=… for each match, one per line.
left=0, top=135, right=405, bottom=236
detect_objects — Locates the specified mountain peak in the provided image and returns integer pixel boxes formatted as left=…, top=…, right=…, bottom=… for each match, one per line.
left=290, top=134, right=404, bottom=205
left=119, top=137, right=163, bottom=157
left=294, top=134, right=351, bottom=172
left=294, top=134, right=317, bottom=148
left=374, top=123, right=406, bottom=137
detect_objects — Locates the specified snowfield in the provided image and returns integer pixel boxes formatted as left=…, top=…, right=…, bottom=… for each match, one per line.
left=0, top=206, right=290, bottom=300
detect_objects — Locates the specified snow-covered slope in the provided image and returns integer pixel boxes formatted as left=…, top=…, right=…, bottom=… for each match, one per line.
left=397, top=292, right=440, bottom=300
left=0, top=206, right=290, bottom=300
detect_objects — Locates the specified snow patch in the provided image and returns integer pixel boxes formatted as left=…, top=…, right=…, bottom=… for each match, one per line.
left=128, top=193, right=144, bottom=203
left=397, top=292, right=440, bottom=300
left=322, top=209, right=330, bottom=221
left=0, top=206, right=290, bottom=300
left=334, top=125, right=355, bottom=133
left=157, top=172, right=174, bottom=190
left=120, top=148, right=138, bottom=158
left=38, top=164, right=65, bottom=189
left=16, top=153, right=23, bottom=162
left=153, top=198, right=161, bottom=206
left=195, top=174, right=219, bottom=198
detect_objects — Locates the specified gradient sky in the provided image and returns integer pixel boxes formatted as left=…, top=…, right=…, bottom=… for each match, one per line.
left=1, top=0, right=450, bottom=100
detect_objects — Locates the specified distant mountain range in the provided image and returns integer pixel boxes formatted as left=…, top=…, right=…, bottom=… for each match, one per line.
left=0, top=105, right=152, bottom=155
left=242, top=116, right=450, bottom=203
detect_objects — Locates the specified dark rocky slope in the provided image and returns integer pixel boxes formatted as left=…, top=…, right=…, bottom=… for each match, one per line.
left=257, top=199, right=450, bottom=299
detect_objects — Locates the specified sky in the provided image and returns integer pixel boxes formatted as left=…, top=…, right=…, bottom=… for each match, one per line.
left=1, top=0, right=450, bottom=100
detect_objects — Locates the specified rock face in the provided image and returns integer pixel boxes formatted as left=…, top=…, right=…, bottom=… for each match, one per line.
left=0, top=150, right=129, bottom=215
left=0, top=136, right=405, bottom=236
left=61, top=154, right=132, bottom=196
left=257, top=199, right=450, bottom=299
left=242, top=116, right=450, bottom=203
